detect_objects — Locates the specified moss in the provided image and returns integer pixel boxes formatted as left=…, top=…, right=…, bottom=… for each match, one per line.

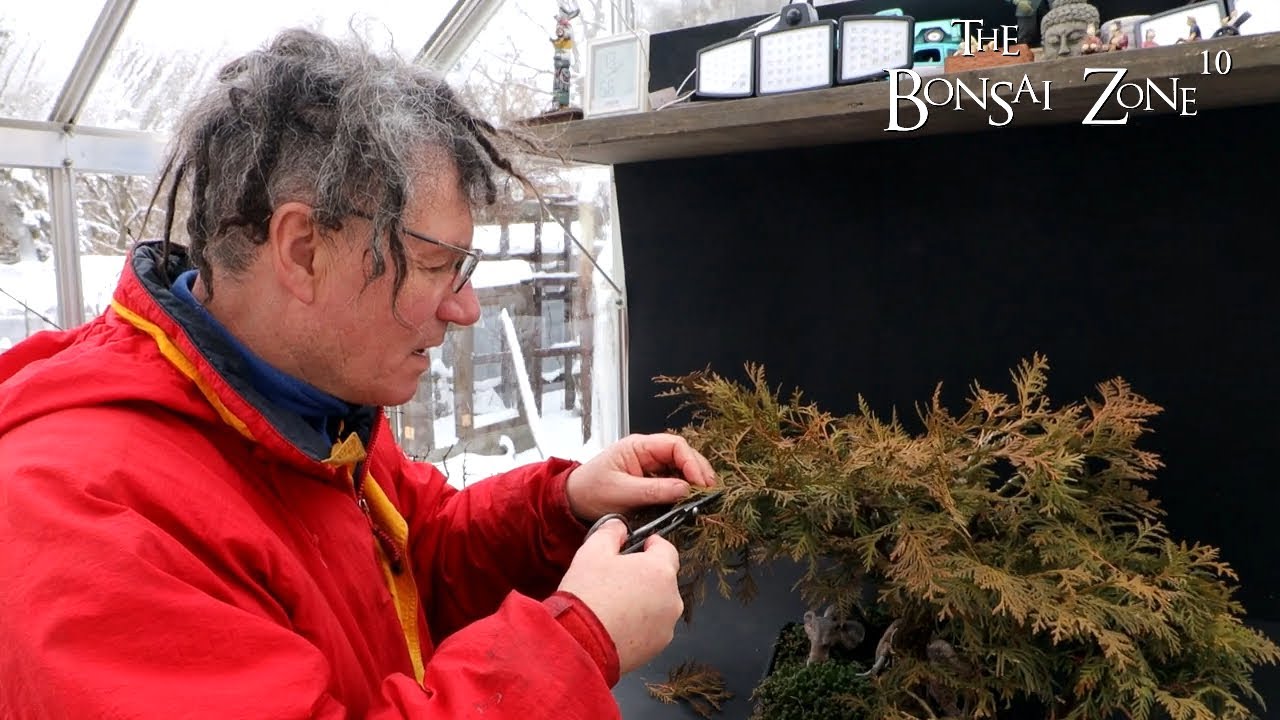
left=751, top=659, right=872, bottom=720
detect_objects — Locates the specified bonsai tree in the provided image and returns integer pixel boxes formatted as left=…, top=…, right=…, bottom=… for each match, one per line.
left=658, top=355, right=1280, bottom=719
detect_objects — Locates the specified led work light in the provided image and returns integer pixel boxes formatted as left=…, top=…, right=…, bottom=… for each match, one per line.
left=756, top=3, right=836, bottom=96
left=695, top=35, right=756, bottom=99
left=837, top=14, right=915, bottom=85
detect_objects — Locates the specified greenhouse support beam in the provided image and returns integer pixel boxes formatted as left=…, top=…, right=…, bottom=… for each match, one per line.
left=415, top=0, right=506, bottom=71
left=0, top=119, right=165, bottom=175
left=48, top=168, right=85, bottom=330
left=49, top=0, right=139, bottom=126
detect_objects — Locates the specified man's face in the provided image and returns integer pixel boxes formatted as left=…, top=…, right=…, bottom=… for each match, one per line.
left=309, top=160, right=481, bottom=407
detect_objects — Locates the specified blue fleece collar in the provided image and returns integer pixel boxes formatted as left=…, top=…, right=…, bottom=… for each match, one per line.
left=171, top=270, right=354, bottom=444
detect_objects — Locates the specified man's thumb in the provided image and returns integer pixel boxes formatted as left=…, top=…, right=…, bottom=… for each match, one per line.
left=585, top=514, right=629, bottom=550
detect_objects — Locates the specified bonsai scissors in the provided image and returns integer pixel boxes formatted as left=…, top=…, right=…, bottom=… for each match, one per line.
left=587, top=489, right=725, bottom=555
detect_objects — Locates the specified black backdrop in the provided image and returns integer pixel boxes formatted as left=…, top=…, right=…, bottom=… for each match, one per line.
left=609, top=68, right=1280, bottom=720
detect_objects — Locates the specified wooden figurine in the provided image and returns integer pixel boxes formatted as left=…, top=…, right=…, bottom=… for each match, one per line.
left=550, top=2, right=580, bottom=110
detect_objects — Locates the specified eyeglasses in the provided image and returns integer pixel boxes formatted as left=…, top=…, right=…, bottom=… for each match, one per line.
left=400, top=226, right=483, bottom=293
left=352, top=211, right=482, bottom=293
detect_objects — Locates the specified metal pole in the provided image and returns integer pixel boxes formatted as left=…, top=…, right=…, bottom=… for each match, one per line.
left=48, top=0, right=138, bottom=126
left=48, top=167, right=83, bottom=330
left=414, top=0, right=507, bottom=71
left=615, top=296, right=629, bottom=437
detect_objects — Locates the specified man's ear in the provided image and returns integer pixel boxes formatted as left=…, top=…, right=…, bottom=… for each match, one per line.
left=268, top=201, right=320, bottom=304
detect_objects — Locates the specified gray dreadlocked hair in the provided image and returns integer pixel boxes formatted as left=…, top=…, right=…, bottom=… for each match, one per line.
left=149, top=27, right=541, bottom=301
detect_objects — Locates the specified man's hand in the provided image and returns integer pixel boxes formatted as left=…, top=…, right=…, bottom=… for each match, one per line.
left=558, top=517, right=684, bottom=675
left=565, top=433, right=717, bottom=522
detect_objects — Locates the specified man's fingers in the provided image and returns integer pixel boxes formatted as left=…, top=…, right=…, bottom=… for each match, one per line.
left=607, top=473, right=690, bottom=507
left=634, top=433, right=718, bottom=488
left=642, top=533, right=681, bottom=571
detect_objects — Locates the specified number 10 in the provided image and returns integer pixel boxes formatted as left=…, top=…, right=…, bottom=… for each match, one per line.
left=1201, top=49, right=1232, bottom=75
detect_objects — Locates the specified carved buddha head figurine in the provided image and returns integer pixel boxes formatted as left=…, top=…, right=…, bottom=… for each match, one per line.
left=1040, top=0, right=1102, bottom=57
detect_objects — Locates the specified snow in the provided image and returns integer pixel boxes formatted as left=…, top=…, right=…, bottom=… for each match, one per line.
left=471, top=223, right=568, bottom=255
left=0, top=254, right=126, bottom=318
left=471, top=259, right=533, bottom=290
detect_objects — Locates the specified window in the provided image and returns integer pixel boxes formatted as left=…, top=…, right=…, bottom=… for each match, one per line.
left=0, top=168, right=56, bottom=351
left=77, top=0, right=453, bottom=133
left=0, top=4, right=100, bottom=120
left=389, top=167, right=625, bottom=487
left=75, top=172, right=154, bottom=320
left=635, top=0, right=781, bottom=35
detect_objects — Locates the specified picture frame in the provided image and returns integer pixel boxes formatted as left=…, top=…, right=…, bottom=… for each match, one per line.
left=1229, top=0, right=1280, bottom=35
left=1135, top=0, right=1226, bottom=48
left=583, top=31, right=650, bottom=118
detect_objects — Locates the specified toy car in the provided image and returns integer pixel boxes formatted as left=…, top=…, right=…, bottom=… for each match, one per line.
left=912, top=19, right=964, bottom=74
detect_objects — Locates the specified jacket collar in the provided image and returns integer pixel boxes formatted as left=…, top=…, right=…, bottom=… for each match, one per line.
left=112, top=241, right=379, bottom=468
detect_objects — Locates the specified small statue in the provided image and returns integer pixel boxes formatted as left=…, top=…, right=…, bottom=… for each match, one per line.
left=1040, top=0, right=1102, bottom=58
left=1175, top=15, right=1202, bottom=43
left=550, top=2, right=580, bottom=110
left=802, top=605, right=865, bottom=665
left=1212, top=10, right=1252, bottom=37
left=1079, top=22, right=1103, bottom=53
left=1007, top=0, right=1044, bottom=47
left=1106, top=20, right=1129, bottom=51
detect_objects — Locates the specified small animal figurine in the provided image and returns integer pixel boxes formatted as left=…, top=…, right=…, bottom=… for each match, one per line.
left=859, top=618, right=901, bottom=677
left=802, top=605, right=866, bottom=665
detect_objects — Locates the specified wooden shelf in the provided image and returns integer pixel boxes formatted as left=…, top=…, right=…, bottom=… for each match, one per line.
left=523, top=31, right=1280, bottom=165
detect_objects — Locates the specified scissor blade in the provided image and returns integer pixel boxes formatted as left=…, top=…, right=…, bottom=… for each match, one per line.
left=620, top=489, right=725, bottom=554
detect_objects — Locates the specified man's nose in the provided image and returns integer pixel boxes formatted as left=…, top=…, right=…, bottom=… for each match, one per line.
left=438, top=282, right=481, bottom=327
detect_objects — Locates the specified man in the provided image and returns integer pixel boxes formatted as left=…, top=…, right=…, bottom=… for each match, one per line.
left=0, top=28, right=715, bottom=719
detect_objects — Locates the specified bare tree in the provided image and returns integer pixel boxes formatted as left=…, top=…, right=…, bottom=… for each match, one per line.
left=0, top=169, right=50, bottom=265
left=73, top=42, right=218, bottom=257
left=0, top=15, right=56, bottom=119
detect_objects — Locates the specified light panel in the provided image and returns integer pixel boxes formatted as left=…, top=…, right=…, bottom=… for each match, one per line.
left=696, top=36, right=756, bottom=99
left=755, top=21, right=837, bottom=96
left=838, top=15, right=915, bottom=85
left=1230, top=0, right=1280, bottom=34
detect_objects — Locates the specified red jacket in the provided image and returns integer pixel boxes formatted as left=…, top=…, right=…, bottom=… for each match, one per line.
left=0, top=244, right=621, bottom=719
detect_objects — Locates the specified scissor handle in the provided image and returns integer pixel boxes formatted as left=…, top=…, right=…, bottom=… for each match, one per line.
left=586, top=512, right=630, bottom=539
left=585, top=512, right=656, bottom=555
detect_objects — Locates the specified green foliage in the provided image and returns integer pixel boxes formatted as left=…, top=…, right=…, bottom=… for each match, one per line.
left=752, top=658, right=872, bottom=720
left=659, top=355, right=1280, bottom=719
left=771, top=623, right=813, bottom=669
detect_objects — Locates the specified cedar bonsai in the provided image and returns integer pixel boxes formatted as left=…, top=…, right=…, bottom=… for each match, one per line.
left=658, top=355, right=1280, bottom=719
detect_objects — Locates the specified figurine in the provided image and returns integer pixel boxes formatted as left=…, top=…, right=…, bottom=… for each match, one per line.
left=1212, top=10, right=1252, bottom=37
left=956, top=35, right=991, bottom=56
left=1007, top=0, right=1044, bottom=47
left=802, top=606, right=865, bottom=665
left=1175, top=15, right=1202, bottom=43
left=1141, top=27, right=1159, bottom=47
left=1040, top=0, right=1101, bottom=58
left=1079, top=22, right=1103, bottom=53
left=550, top=2, right=580, bottom=110
left=1106, top=20, right=1130, bottom=51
